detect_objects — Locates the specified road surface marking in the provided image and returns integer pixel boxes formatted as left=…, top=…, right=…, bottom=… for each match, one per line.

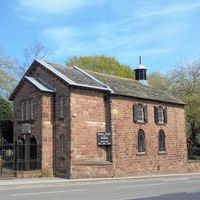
left=184, top=180, right=200, bottom=183
left=162, top=178, right=189, bottom=182
left=117, top=182, right=166, bottom=188
left=116, top=194, right=159, bottom=200
left=10, top=188, right=88, bottom=197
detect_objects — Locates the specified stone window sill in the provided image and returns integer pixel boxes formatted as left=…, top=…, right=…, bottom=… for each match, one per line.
left=158, top=151, right=166, bottom=155
left=135, top=121, right=146, bottom=124
left=136, top=152, right=146, bottom=156
left=156, top=122, right=167, bottom=125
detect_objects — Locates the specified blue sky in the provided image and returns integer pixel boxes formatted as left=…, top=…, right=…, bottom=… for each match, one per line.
left=0, top=0, right=200, bottom=73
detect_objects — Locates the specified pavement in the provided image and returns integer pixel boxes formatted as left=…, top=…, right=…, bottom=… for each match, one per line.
left=0, top=172, right=200, bottom=200
left=0, top=172, right=200, bottom=189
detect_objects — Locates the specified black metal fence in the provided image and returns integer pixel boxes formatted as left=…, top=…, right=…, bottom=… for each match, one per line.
left=0, top=142, right=41, bottom=177
left=188, top=146, right=200, bottom=160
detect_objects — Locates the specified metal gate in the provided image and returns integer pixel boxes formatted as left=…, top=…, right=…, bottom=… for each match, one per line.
left=0, top=142, right=15, bottom=177
left=0, top=141, right=41, bottom=178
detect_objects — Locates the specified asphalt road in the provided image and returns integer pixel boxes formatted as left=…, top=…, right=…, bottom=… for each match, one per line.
left=0, top=175, right=200, bottom=200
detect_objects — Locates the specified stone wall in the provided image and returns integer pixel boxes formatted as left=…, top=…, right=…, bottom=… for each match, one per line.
left=70, top=88, right=113, bottom=178
left=13, top=63, right=71, bottom=177
left=111, top=96, right=188, bottom=176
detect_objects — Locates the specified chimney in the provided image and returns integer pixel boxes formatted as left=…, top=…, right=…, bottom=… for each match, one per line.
left=134, top=56, right=148, bottom=85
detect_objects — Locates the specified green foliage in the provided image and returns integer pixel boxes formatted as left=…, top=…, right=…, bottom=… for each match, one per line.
left=0, top=98, right=13, bottom=143
left=0, top=48, right=16, bottom=97
left=66, top=55, right=134, bottom=79
left=0, top=97, right=13, bottom=121
left=148, top=72, right=170, bottom=92
left=149, top=57, right=200, bottom=145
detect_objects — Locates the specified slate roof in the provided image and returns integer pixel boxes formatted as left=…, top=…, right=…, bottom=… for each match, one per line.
left=9, top=60, right=184, bottom=105
left=86, top=71, right=184, bottom=104
left=47, top=61, right=183, bottom=105
left=47, top=62, right=104, bottom=88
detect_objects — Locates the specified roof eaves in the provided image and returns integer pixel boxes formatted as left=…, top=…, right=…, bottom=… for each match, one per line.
left=110, top=93, right=185, bottom=105
left=25, top=76, right=55, bottom=93
left=71, top=82, right=111, bottom=92
left=73, top=65, right=114, bottom=93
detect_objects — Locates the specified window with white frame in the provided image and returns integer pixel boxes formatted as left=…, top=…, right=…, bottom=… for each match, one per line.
left=154, top=105, right=167, bottom=124
left=133, top=104, right=148, bottom=123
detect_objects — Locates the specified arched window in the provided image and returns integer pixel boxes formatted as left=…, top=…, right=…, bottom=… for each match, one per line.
left=138, top=129, right=145, bottom=152
left=159, top=130, right=166, bottom=152
left=154, top=106, right=167, bottom=124
left=133, top=104, right=148, bottom=123
left=16, top=138, right=25, bottom=159
left=30, top=136, right=37, bottom=160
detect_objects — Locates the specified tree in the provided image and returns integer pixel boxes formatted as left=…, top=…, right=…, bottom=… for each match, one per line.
left=19, top=41, right=49, bottom=75
left=149, top=57, right=200, bottom=145
left=0, top=97, right=13, bottom=143
left=148, top=72, right=170, bottom=92
left=169, top=59, right=200, bottom=145
left=66, top=55, right=134, bottom=79
left=0, top=48, right=16, bottom=97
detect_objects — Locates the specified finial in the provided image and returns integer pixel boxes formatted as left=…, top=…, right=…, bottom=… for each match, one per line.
left=139, top=56, right=142, bottom=64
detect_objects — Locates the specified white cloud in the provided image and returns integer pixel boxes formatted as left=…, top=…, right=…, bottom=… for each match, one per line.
left=42, top=19, right=185, bottom=61
left=39, top=0, right=198, bottom=66
left=43, top=27, right=78, bottom=41
left=135, top=1, right=200, bottom=18
left=17, top=0, right=94, bottom=14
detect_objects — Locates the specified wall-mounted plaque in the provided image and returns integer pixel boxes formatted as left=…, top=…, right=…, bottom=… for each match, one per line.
left=22, top=123, right=31, bottom=134
left=97, top=132, right=112, bottom=146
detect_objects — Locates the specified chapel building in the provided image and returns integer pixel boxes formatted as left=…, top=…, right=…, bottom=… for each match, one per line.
left=9, top=59, right=189, bottom=178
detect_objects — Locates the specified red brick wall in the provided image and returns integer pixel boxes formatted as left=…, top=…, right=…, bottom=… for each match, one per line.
left=70, top=88, right=113, bottom=178
left=69, top=91, right=191, bottom=178
left=111, top=96, right=188, bottom=176
left=13, top=81, right=42, bottom=144
left=41, top=94, right=53, bottom=176
left=30, top=64, right=71, bottom=177
left=13, top=64, right=71, bottom=177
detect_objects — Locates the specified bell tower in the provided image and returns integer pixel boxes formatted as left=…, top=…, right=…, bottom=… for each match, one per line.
left=134, top=56, right=148, bottom=85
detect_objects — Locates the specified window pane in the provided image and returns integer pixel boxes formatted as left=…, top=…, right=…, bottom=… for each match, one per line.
left=60, top=96, right=65, bottom=118
left=138, top=130, right=145, bottom=152
left=21, top=101, right=24, bottom=121
left=137, top=105, right=144, bottom=122
left=159, top=131, right=166, bottom=151
left=158, top=107, right=164, bottom=123
left=25, top=100, right=29, bottom=120
left=30, top=99, right=34, bottom=120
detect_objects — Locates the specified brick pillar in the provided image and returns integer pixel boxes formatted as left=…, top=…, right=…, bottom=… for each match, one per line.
left=41, top=94, right=53, bottom=176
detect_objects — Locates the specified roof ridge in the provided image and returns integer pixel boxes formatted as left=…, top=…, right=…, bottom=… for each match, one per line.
left=73, top=65, right=111, bottom=89
left=86, top=70, right=141, bottom=83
